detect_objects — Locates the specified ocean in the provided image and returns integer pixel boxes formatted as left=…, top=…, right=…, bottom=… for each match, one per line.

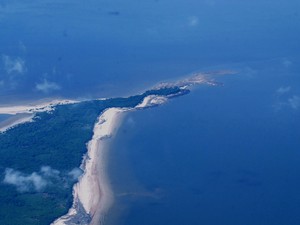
left=1, top=1, right=299, bottom=103
left=107, top=61, right=300, bottom=225
left=0, top=0, right=300, bottom=224
left=0, top=114, right=11, bottom=123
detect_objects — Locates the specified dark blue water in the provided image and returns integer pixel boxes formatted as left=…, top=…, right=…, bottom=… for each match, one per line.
left=1, top=1, right=300, bottom=224
left=108, top=62, right=300, bottom=225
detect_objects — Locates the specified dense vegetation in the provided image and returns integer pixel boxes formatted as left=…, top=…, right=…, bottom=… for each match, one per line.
left=0, top=87, right=186, bottom=225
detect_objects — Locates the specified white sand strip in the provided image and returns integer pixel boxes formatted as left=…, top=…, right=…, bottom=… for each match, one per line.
left=135, top=95, right=168, bottom=109
left=52, top=108, right=126, bottom=225
left=52, top=95, right=171, bottom=225
left=0, top=113, right=35, bottom=133
left=0, top=99, right=78, bottom=115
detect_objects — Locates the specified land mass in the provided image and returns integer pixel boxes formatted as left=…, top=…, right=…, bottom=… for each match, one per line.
left=0, top=72, right=228, bottom=225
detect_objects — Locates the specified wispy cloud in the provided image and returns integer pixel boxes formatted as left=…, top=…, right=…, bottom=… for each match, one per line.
left=288, top=95, right=300, bottom=110
left=276, top=86, right=291, bottom=95
left=3, top=166, right=83, bottom=192
left=274, top=95, right=300, bottom=111
left=40, top=166, right=60, bottom=178
left=188, top=16, right=199, bottom=27
left=19, top=41, right=27, bottom=53
left=2, top=55, right=26, bottom=74
left=35, top=79, right=61, bottom=93
left=68, top=168, right=83, bottom=180
left=241, top=67, right=257, bottom=79
left=3, top=168, right=47, bottom=192
left=282, top=58, right=292, bottom=68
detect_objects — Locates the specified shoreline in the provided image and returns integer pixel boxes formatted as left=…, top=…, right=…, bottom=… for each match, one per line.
left=0, top=99, right=79, bottom=115
left=0, top=99, right=79, bottom=134
left=0, top=94, right=172, bottom=224
left=52, top=108, right=127, bottom=225
left=0, top=71, right=224, bottom=224
left=52, top=95, right=169, bottom=225
left=0, top=113, right=35, bottom=133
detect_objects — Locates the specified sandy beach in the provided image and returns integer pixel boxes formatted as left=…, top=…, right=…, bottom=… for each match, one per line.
left=0, top=96, right=165, bottom=224
left=52, top=108, right=126, bottom=225
left=0, top=99, right=78, bottom=115
left=0, top=99, right=79, bottom=134
left=0, top=113, right=35, bottom=133
left=52, top=94, right=170, bottom=225
left=135, top=95, right=168, bottom=109
left=0, top=80, right=197, bottom=224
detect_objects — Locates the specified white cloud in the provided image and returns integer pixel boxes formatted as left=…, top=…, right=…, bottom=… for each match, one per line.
left=276, top=86, right=291, bottom=95
left=3, top=166, right=85, bottom=192
left=3, top=168, right=47, bottom=192
left=2, top=55, right=26, bottom=74
left=19, top=41, right=27, bottom=53
left=282, top=58, right=292, bottom=68
left=68, top=168, right=83, bottom=180
left=274, top=95, right=300, bottom=111
left=288, top=95, right=300, bottom=110
left=35, top=79, right=61, bottom=93
left=40, top=166, right=60, bottom=178
left=242, top=67, right=257, bottom=79
left=188, top=16, right=199, bottom=27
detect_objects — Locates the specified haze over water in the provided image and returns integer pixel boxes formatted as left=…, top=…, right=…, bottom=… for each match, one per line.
left=1, top=1, right=299, bottom=102
left=1, top=0, right=300, bottom=225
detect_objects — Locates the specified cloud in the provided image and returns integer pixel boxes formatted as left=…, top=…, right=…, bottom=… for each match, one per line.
left=277, top=86, right=291, bottom=95
left=288, top=95, right=300, bottom=110
left=68, top=168, right=83, bottom=180
left=274, top=95, right=300, bottom=111
left=40, top=166, right=60, bottom=178
left=242, top=67, right=257, bottom=79
left=3, top=166, right=85, bottom=192
left=19, top=41, right=27, bottom=53
left=2, top=55, right=26, bottom=74
left=282, top=58, right=292, bottom=68
left=188, top=16, right=199, bottom=27
left=3, top=168, right=47, bottom=192
left=35, top=79, right=61, bottom=93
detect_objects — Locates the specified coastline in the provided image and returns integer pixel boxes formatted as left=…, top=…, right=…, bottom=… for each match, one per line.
left=52, top=108, right=127, bottom=225
left=52, top=95, right=170, bottom=225
left=0, top=113, right=35, bottom=133
left=0, top=93, right=174, bottom=224
left=0, top=99, right=79, bottom=115
left=0, top=72, right=223, bottom=224
left=0, top=99, right=79, bottom=134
